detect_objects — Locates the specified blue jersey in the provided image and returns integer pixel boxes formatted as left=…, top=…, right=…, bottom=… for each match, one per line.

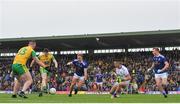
left=153, top=54, right=167, bottom=74
left=72, top=59, right=88, bottom=76
left=96, top=74, right=103, bottom=82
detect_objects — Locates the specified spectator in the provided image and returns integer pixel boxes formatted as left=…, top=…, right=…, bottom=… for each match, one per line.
left=0, top=50, right=179, bottom=93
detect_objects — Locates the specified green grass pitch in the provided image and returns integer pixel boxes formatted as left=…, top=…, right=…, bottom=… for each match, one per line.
left=0, top=94, right=180, bottom=103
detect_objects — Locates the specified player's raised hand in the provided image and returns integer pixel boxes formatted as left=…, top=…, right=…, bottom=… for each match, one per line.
left=157, top=69, right=163, bottom=73
left=147, top=68, right=151, bottom=72
left=10, top=71, right=14, bottom=78
left=67, top=62, right=72, bottom=66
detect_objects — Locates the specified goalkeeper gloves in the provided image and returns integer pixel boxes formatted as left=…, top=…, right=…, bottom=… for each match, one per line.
left=117, top=76, right=122, bottom=83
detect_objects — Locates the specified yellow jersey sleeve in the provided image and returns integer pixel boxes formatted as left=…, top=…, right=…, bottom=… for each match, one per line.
left=51, top=54, right=55, bottom=60
left=13, top=46, right=36, bottom=65
left=38, top=53, right=53, bottom=66
left=31, top=50, right=36, bottom=58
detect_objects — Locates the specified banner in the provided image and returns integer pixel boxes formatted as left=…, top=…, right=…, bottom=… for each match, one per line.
left=0, top=91, right=180, bottom=94
left=0, top=91, right=13, bottom=94
left=146, top=91, right=180, bottom=94
left=56, top=91, right=86, bottom=94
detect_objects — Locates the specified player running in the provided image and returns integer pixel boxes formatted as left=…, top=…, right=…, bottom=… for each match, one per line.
left=67, top=53, right=89, bottom=97
left=95, top=71, right=104, bottom=94
left=148, top=48, right=169, bottom=98
left=110, top=61, right=131, bottom=98
left=30, top=48, right=58, bottom=97
left=11, top=40, right=47, bottom=98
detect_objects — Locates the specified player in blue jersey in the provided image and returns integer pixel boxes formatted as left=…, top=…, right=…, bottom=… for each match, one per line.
left=148, top=48, right=169, bottom=98
left=95, top=71, right=104, bottom=93
left=67, top=53, right=89, bottom=97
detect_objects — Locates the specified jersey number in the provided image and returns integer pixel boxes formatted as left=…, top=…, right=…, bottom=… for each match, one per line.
left=18, top=48, right=27, bottom=55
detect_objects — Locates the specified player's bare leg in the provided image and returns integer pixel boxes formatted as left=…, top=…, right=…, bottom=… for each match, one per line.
left=39, top=73, right=48, bottom=97
left=96, top=84, right=99, bottom=93
left=19, top=71, right=33, bottom=98
left=12, top=78, right=20, bottom=98
left=115, top=82, right=128, bottom=98
left=98, top=85, right=101, bottom=93
left=110, top=86, right=116, bottom=94
left=155, top=78, right=167, bottom=98
left=115, top=83, right=125, bottom=97
left=110, top=85, right=117, bottom=98
left=162, top=78, right=168, bottom=95
left=99, top=85, right=102, bottom=94
left=97, top=84, right=102, bottom=94
left=114, top=85, right=121, bottom=97
left=75, top=80, right=84, bottom=95
left=69, top=78, right=78, bottom=97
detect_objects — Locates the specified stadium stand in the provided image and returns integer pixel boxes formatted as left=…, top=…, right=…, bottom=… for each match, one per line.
left=0, top=29, right=180, bottom=93
left=0, top=51, right=180, bottom=93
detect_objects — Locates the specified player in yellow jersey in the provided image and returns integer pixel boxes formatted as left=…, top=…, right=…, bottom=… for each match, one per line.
left=11, top=40, right=47, bottom=98
left=30, top=48, right=58, bottom=97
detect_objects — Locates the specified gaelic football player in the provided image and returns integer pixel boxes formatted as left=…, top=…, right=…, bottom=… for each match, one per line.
left=110, top=61, right=131, bottom=98
left=67, top=53, right=89, bottom=97
left=30, top=48, right=58, bottom=97
left=148, top=48, right=169, bottom=98
left=12, top=40, right=47, bottom=98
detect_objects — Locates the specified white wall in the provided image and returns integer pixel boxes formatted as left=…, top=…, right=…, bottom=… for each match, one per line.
left=0, top=0, right=179, bottom=38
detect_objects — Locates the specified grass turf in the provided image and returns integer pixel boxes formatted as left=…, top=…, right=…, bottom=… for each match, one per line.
left=0, top=93, right=179, bottom=103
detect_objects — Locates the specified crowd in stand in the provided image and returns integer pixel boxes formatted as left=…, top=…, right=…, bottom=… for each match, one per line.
left=0, top=50, right=180, bottom=93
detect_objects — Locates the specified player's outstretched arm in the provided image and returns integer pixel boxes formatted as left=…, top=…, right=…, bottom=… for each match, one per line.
left=53, top=58, right=58, bottom=68
left=148, top=62, right=155, bottom=72
left=30, top=50, right=47, bottom=67
left=33, top=57, right=47, bottom=68
left=161, top=61, right=169, bottom=71
left=84, top=68, right=88, bottom=80
left=30, top=59, right=35, bottom=68
left=67, top=61, right=73, bottom=65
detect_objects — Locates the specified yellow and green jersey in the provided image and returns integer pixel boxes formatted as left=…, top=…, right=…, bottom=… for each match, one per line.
left=13, top=46, right=36, bottom=65
left=38, top=52, right=54, bottom=66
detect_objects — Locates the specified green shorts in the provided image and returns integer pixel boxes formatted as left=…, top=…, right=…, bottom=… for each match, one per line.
left=12, top=64, right=28, bottom=76
left=40, top=67, right=48, bottom=74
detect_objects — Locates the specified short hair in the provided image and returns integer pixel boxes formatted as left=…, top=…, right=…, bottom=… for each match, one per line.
left=113, top=59, right=122, bottom=64
left=28, top=40, right=36, bottom=44
left=153, top=47, right=160, bottom=52
left=77, top=53, right=83, bottom=57
left=43, top=48, right=49, bottom=53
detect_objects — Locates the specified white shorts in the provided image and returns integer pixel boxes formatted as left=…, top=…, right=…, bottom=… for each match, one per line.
left=73, top=73, right=84, bottom=81
left=96, top=82, right=103, bottom=85
left=155, top=73, right=168, bottom=79
left=113, top=81, right=130, bottom=86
